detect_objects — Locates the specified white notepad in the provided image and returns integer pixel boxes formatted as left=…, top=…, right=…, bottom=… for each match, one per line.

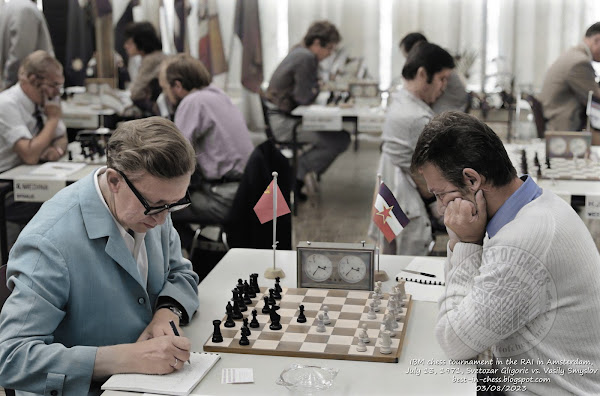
left=396, top=257, right=446, bottom=286
left=101, top=352, right=220, bottom=396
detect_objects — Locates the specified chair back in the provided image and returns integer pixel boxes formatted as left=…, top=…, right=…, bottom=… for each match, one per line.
left=523, top=94, right=546, bottom=139
left=258, top=90, right=278, bottom=143
left=0, top=264, right=9, bottom=314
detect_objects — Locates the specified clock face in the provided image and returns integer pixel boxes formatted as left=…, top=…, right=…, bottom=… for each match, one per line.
left=304, top=254, right=333, bottom=282
left=548, top=137, right=567, bottom=156
left=569, top=137, right=588, bottom=157
left=338, top=255, right=367, bottom=283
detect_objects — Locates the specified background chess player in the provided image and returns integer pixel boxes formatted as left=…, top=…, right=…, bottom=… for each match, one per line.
left=411, top=111, right=600, bottom=395
left=0, top=117, right=200, bottom=395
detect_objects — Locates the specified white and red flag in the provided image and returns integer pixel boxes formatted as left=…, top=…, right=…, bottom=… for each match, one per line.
left=372, top=182, right=410, bottom=242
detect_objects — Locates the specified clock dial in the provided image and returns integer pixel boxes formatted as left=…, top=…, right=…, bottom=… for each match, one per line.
left=569, top=137, right=588, bottom=157
left=304, top=254, right=333, bottom=282
left=338, top=255, right=367, bottom=284
left=548, top=137, right=567, bottom=156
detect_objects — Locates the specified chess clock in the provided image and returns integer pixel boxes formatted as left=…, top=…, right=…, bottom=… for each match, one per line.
left=545, top=131, right=592, bottom=159
left=297, top=241, right=375, bottom=290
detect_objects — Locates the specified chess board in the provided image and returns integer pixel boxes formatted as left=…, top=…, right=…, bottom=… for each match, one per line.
left=203, top=287, right=412, bottom=363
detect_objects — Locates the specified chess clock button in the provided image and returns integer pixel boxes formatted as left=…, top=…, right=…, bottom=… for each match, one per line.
left=304, top=254, right=333, bottom=282
left=569, top=137, right=588, bottom=157
left=548, top=137, right=567, bottom=156
left=338, top=255, right=367, bottom=283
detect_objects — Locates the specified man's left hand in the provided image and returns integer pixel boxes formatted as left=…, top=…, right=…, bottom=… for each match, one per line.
left=137, top=308, right=182, bottom=342
left=444, top=190, right=487, bottom=249
left=39, top=146, right=62, bottom=162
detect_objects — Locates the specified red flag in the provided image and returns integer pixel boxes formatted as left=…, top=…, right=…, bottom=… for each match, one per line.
left=372, top=182, right=410, bottom=242
left=253, top=180, right=290, bottom=224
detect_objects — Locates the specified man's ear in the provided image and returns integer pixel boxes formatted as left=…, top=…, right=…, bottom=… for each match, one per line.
left=462, top=168, right=482, bottom=192
left=106, top=169, right=122, bottom=193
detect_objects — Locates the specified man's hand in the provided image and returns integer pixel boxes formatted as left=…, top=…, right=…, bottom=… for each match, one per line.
left=39, top=145, right=63, bottom=161
left=43, top=98, right=62, bottom=120
left=445, top=190, right=487, bottom=251
left=137, top=307, right=182, bottom=342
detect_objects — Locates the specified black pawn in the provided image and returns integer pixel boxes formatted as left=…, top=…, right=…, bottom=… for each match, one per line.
left=274, top=276, right=282, bottom=293
left=272, top=282, right=281, bottom=300
left=224, top=313, right=235, bottom=328
left=268, top=288, right=276, bottom=305
left=232, top=300, right=243, bottom=319
left=212, top=320, right=223, bottom=342
left=251, top=273, right=260, bottom=293
left=243, top=289, right=252, bottom=305
left=236, top=291, right=247, bottom=312
left=297, top=304, right=307, bottom=323
left=239, top=332, right=250, bottom=346
left=250, top=309, right=260, bottom=328
left=262, top=296, right=270, bottom=314
left=242, top=318, right=251, bottom=336
left=245, top=280, right=256, bottom=299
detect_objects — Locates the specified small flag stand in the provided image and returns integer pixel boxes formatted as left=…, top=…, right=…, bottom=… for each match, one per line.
left=264, top=172, right=285, bottom=279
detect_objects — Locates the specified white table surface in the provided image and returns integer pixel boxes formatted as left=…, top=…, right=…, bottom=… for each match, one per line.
left=104, top=248, right=475, bottom=396
left=291, top=104, right=385, bottom=118
left=0, top=163, right=99, bottom=184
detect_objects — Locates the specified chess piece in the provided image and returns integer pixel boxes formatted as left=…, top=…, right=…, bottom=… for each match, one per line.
left=242, top=288, right=252, bottom=305
left=367, top=301, right=377, bottom=319
left=356, top=337, right=367, bottom=352
left=383, top=314, right=396, bottom=337
left=232, top=300, right=243, bottom=319
left=237, top=278, right=244, bottom=291
left=212, top=320, right=223, bottom=342
left=546, top=155, right=551, bottom=169
left=267, top=289, right=276, bottom=305
left=242, top=318, right=251, bottom=336
left=297, top=304, right=307, bottom=323
left=274, top=276, right=283, bottom=293
left=245, top=280, right=256, bottom=298
left=272, top=284, right=281, bottom=300
left=372, top=297, right=380, bottom=312
left=225, top=302, right=236, bottom=327
left=322, top=306, right=331, bottom=325
left=269, top=304, right=282, bottom=330
left=68, top=150, right=73, bottom=161
left=249, top=309, right=260, bottom=328
left=359, top=323, right=370, bottom=343
left=316, top=313, right=326, bottom=332
left=239, top=332, right=250, bottom=346
left=250, top=273, right=260, bottom=293
left=262, top=296, right=270, bottom=314
left=379, top=330, right=392, bottom=354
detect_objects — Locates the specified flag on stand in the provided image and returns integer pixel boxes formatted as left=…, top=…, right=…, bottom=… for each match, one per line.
left=372, top=182, right=410, bottom=243
left=253, top=180, right=290, bottom=224
left=588, top=92, right=600, bottom=130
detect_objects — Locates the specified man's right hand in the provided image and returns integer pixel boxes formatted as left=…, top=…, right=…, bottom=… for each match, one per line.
left=43, top=98, right=62, bottom=120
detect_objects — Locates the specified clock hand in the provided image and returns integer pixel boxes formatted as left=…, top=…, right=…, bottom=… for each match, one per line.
left=313, top=267, right=320, bottom=276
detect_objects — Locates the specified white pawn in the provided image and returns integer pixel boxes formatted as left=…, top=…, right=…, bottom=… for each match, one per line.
left=382, top=314, right=396, bottom=337
left=367, top=301, right=377, bottom=319
left=373, top=297, right=381, bottom=312
left=322, top=305, right=331, bottom=325
left=316, top=313, right=326, bottom=332
left=356, top=337, right=367, bottom=352
left=379, top=330, right=392, bottom=354
left=359, top=323, right=370, bottom=343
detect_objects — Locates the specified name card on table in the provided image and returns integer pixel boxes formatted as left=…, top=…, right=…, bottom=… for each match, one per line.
left=585, top=194, right=600, bottom=219
left=14, top=178, right=66, bottom=202
left=301, top=106, right=342, bottom=131
left=357, top=114, right=386, bottom=133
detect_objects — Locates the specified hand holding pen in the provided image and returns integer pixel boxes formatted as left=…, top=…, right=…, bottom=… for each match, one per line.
left=169, top=320, right=191, bottom=364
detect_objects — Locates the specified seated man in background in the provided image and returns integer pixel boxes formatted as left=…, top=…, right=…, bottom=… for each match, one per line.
left=372, top=42, right=454, bottom=256
left=399, top=32, right=468, bottom=114
left=541, top=22, right=600, bottom=138
left=0, top=117, right=200, bottom=395
left=159, top=54, right=253, bottom=249
left=411, top=111, right=600, bottom=395
left=266, top=20, right=350, bottom=199
left=0, top=50, right=68, bottom=247
left=124, top=21, right=166, bottom=115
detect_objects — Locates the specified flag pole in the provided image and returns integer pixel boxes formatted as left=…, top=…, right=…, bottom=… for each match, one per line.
left=374, top=173, right=389, bottom=282
left=587, top=90, right=593, bottom=132
left=264, top=171, right=285, bottom=279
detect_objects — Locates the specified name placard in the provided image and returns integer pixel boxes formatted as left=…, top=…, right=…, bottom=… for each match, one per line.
left=13, top=178, right=66, bottom=202
left=357, top=114, right=385, bottom=133
left=302, top=113, right=342, bottom=131
left=585, top=194, right=600, bottom=219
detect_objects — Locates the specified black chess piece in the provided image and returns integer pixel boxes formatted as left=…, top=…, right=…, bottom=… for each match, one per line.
left=242, top=318, right=251, bottom=336
left=239, top=332, right=250, bottom=346
left=232, top=300, right=243, bottom=319
left=297, top=304, right=307, bottom=323
left=212, top=320, right=223, bottom=342
left=268, top=288, right=276, bottom=305
left=68, top=150, right=73, bottom=161
left=235, top=290, right=247, bottom=312
left=262, top=296, right=270, bottom=314
left=244, top=280, right=256, bottom=299
left=269, top=304, right=282, bottom=330
left=546, top=155, right=551, bottom=169
left=224, top=307, right=236, bottom=328
left=250, top=309, right=260, bottom=328
left=274, top=276, right=282, bottom=293
left=250, top=273, right=260, bottom=293
left=243, top=288, right=252, bottom=305
left=231, top=289, right=239, bottom=302
left=534, top=152, right=540, bottom=167
left=237, top=278, right=244, bottom=291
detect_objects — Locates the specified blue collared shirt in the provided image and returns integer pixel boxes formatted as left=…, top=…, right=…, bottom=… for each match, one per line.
left=486, top=175, right=543, bottom=238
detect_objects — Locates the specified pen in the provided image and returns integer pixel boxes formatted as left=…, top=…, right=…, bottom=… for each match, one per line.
left=169, top=320, right=191, bottom=364
left=402, top=269, right=436, bottom=278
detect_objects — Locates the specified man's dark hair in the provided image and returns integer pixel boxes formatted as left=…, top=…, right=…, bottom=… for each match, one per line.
left=399, top=32, right=428, bottom=53
left=585, top=22, right=600, bottom=37
left=303, top=20, right=341, bottom=48
left=401, top=42, right=455, bottom=83
left=411, top=112, right=517, bottom=189
left=164, top=54, right=212, bottom=91
left=124, top=22, right=162, bottom=54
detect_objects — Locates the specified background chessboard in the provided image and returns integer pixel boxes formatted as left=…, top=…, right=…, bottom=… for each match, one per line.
left=204, top=287, right=412, bottom=363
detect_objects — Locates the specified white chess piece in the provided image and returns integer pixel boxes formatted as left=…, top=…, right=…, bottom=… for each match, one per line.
left=356, top=337, right=367, bottom=352
left=360, top=323, right=370, bottom=343
left=382, top=314, right=396, bottom=337
left=367, top=301, right=377, bottom=319
left=379, top=330, right=392, bottom=354
left=322, top=305, right=331, bottom=325
left=316, top=313, right=326, bottom=332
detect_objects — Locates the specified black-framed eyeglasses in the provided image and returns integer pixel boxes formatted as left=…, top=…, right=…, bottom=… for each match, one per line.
left=116, top=169, right=191, bottom=215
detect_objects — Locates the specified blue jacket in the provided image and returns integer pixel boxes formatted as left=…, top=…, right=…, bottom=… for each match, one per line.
left=0, top=170, right=199, bottom=395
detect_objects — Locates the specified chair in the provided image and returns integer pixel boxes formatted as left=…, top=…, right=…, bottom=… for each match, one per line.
left=259, top=91, right=308, bottom=215
left=522, top=94, right=546, bottom=139
left=0, top=264, right=15, bottom=396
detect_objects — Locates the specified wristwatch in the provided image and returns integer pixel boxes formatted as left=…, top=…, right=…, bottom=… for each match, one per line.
left=159, top=305, right=183, bottom=321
